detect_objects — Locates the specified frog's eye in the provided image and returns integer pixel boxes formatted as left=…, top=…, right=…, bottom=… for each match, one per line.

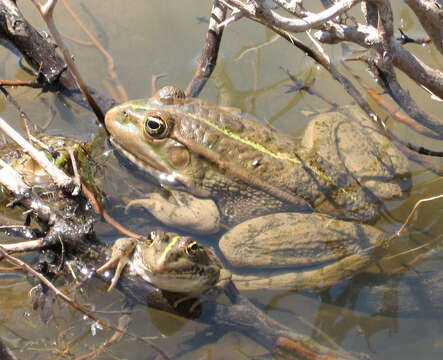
left=144, top=114, right=170, bottom=139
left=186, top=241, right=199, bottom=256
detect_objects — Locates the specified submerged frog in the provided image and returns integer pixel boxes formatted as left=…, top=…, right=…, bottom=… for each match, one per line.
left=0, top=134, right=104, bottom=248
left=0, top=135, right=102, bottom=206
left=0, top=135, right=89, bottom=187
left=104, top=86, right=410, bottom=288
left=97, top=230, right=230, bottom=293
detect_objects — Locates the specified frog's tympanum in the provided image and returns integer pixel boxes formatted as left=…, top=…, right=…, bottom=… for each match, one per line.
left=104, top=85, right=410, bottom=289
left=97, top=230, right=230, bottom=293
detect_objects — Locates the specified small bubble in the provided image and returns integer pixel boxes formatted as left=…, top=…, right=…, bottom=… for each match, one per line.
left=23, top=312, right=31, bottom=319
left=90, top=321, right=103, bottom=336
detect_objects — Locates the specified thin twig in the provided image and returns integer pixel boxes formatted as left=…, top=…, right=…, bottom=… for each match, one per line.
left=60, top=0, right=128, bottom=102
left=75, top=315, right=131, bottom=360
left=81, top=184, right=145, bottom=240
left=151, top=73, right=168, bottom=94
left=0, top=79, right=42, bottom=87
left=185, top=0, right=227, bottom=97
left=30, top=0, right=105, bottom=123
left=395, top=194, right=443, bottom=237
left=220, top=0, right=362, bottom=32
left=217, top=8, right=243, bottom=29
left=67, top=147, right=81, bottom=196
left=0, top=239, right=46, bottom=253
left=342, top=60, right=440, bottom=138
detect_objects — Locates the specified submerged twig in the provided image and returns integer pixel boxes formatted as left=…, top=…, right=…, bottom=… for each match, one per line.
left=60, top=0, right=128, bottom=102
left=342, top=60, right=439, bottom=139
left=395, top=194, right=443, bottom=237
left=0, top=338, right=18, bottom=360
left=0, top=79, right=42, bottom=87
left=0, top=247, right=171, bottom=360
left=75, top=315, right=131, bottom=360
left=0, top=86, right=39, bottom=134
left=30, top=0, right=105, bottom=123
left=81, top=184, right=145, bottom=240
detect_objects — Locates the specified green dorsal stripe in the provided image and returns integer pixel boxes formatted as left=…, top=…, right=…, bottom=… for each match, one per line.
left=175, top=109, right=345, bottom=192
left=158, top=235, right=180, bottom=264
left=170, top=109, right=301, bottom=164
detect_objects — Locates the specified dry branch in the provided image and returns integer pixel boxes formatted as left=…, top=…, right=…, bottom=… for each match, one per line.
left=0, top=0, right=115, bottom=113
left=221, top=0, right=361, bottom=32
left=186, top=0, right=227, bottom=97
left=404, top=0, right=443, bottom=54
left=218, top=0, right=443, bottom=146
left=30, top=0, right=105, bottom=123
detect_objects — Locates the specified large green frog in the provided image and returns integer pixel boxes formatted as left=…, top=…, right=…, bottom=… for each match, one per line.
left=104, top=86, right=410, bottom=287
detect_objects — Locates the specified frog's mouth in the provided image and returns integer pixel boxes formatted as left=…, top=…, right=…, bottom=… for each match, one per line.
left=109, top=136, right=212, bottom=198
left=109, top=137, right=186, bottom=189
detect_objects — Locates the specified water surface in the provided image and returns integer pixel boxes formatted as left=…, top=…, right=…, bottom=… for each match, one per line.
left=0, top=1, right=442, bottom=359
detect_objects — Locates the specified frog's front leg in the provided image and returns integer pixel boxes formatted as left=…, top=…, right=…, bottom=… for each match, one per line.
left=216, top=268, right=233, bottom=292
left=97, top=237, right=137, bottom=291
left=125, top=189, right=221, bottom=234
left=174, top=268, right=233, bottom=313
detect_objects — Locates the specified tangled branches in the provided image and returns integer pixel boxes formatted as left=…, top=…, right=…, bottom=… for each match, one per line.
left=211, top=0, right=442, bottom=157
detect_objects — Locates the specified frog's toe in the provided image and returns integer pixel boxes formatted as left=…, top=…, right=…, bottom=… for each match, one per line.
left=97, top=255, right=130, bottom=292
left=97, top=237, right=137, bottom=291
left=107, top=257, right=129, bottom=291
left=217, top=269, right=232, bottom=289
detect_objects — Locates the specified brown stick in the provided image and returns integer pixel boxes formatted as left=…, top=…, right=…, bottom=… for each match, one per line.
left=185, top=0, right=227, bottom=97
left=0, top=79, right=42, bottom=87
left=81, top=184, right=146, bottom=240
left=30, top=0, right=105, bottom=123
left=342, top=61, right=439, bottom=139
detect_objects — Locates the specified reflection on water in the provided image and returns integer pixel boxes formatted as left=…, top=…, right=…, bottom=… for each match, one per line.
left=0, top=0, right=442, bottom=359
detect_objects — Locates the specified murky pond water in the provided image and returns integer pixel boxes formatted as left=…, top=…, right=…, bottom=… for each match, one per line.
left=0, top=1, right=442, bottom=359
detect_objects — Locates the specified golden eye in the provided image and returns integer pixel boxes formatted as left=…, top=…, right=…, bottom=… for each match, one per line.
left=144, top=113, right=170, bottom=138
left=186, top=241, right=199, bottom=256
